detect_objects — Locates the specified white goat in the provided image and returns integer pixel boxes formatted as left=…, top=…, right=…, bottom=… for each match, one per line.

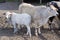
left=4, top=11, right=31, bottom=37
left=33, top=6, right=58, bottom=36
left=19, top=3, right=58, bottom=36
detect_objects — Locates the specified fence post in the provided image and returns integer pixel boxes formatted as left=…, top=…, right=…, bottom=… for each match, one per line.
left=40, top=0, right=42, bottom=4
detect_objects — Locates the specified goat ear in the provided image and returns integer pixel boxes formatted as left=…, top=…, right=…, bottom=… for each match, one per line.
left=3, top=13, right=6, bottom=15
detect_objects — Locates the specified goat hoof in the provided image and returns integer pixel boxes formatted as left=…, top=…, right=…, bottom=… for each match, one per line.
left=51, top=30, right=54, bottom=33
left=13, top=32, right=18, bottom=34
left=13, top=31, right=17, bottom=34
left=29, top=34, right=31, bottom=38
left=26, top=32, right=29, bottom=35
left=35, top=33, right=38, bottom=36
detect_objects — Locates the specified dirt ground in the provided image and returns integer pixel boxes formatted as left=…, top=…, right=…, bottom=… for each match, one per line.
left=0, top=25, right=60, bottom=40
left=0, top=28, right=60, bottom=40
left=0, top=10, right=59, bottom=40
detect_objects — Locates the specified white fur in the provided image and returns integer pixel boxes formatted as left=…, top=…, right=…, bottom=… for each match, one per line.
left=5, top=11, right=31, bottom=37
left=33, top=6, right=58, bottom=35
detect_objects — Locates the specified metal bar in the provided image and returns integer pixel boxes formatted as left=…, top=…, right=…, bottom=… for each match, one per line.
left=40, top=0, right=42, bottom=4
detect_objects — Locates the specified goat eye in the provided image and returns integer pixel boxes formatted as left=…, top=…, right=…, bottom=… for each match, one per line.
left=3, top=13, right=6, bottom=15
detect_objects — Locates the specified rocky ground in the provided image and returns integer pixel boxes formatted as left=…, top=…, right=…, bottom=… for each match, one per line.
left=0, top=28, right=60, bottom=40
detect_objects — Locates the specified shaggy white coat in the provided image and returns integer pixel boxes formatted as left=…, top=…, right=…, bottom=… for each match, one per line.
left=5, top=11, right=31, bottom=37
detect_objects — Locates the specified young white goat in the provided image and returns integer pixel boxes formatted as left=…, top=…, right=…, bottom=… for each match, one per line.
left=4, top=11, right=31, bottom=37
